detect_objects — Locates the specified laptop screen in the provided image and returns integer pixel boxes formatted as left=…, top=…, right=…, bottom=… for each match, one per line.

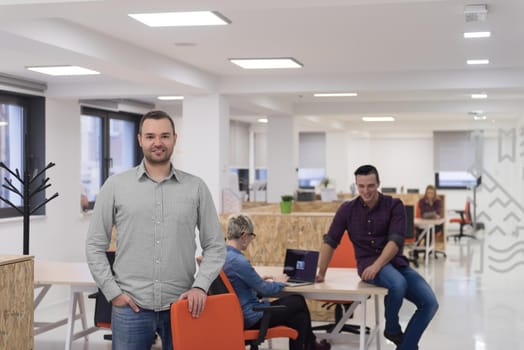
left=283, top=249, right=319, bottom=282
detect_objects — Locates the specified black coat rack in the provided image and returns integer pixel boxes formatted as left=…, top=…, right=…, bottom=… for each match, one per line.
left=0, top=161, right=59, bottom=255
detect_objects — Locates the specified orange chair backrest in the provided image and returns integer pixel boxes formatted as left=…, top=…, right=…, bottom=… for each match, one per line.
left=330, top=233, right=357, bottom=268
left=220, top=270, right=235, bottom=293
left=171, top=293, right=245, bottom=350
left=464, top=199, right=471, bottom=223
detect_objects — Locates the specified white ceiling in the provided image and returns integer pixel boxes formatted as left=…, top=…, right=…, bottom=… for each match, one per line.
left=1, top=0, right=523, bottom=132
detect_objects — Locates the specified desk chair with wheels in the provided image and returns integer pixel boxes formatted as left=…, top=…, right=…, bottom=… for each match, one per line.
left=447, top=198, right=476, bottom=241
left=207, top=269, right=298, bottom=350
left=312, top=234, right=370, bottom=336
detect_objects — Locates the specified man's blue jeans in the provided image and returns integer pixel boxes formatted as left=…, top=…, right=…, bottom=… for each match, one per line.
left=111, top=305, right=172, bottom=350
left=369, top=263, right=438, bottom=350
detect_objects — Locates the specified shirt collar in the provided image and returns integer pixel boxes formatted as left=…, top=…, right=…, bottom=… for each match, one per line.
left=357, top=192, right=383, bottom=208
left=136, top=160, right=179, bottom=182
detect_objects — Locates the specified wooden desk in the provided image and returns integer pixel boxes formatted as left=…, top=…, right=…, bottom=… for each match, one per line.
left=0, top=255, right=34, bottom=350
left=34, top=261, right=99, bottom=350
left=255, top=266, right=387, bottom=350
left=413, top=218, right=446, bottom=268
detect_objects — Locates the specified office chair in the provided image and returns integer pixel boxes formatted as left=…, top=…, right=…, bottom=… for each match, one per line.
left=171, top=293, right=247, bottom=350
left=312, top=234, right=370, bottom=336
left=447, top=198, right=476, bottom=241
left=88, top=250, right=115, bottom=341
left=206, top=266, right=298, bottom=350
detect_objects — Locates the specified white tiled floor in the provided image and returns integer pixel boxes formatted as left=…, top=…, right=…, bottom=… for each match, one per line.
left=34, top=230, right=524, bottom=349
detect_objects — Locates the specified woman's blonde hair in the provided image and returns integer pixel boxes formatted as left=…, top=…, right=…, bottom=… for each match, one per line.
left=226, top=213, right=254, bottom=240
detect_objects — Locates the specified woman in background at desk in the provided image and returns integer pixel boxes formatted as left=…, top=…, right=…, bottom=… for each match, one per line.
left=418, top=185, right=441, bottom=219
left=417, top=185, right=443, bottom=237
left=224, top=213, right=330, bottom=350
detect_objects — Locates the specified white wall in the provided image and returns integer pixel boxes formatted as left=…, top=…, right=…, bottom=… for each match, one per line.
left=229, top=121, right=250, bottom=168
left=0, top=98, right=91, bottom=261
left=345, top=131, right=434, bottom=194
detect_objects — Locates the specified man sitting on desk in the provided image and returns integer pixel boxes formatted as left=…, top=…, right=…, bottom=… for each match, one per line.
left=316, top=164, right=438, bottom=350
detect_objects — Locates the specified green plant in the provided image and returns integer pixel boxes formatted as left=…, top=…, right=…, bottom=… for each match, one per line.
left=281, top=195, right=293, bottom=202
left=320, top=177, right=331, bottom=188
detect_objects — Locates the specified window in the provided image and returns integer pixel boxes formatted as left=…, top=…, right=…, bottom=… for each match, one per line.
left=80, top=107, right=141, bottom=208
left=0, top=90, right=45, bottom=219
left=298, top=132, right=326, bottom=188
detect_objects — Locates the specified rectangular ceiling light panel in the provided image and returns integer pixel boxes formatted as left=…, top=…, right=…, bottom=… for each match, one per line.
left=362, top=116, right=395, bottom=122
left=129, top=11, right=230, bottom=27
left=229, top=58, right=303, bottom=69
left=26, top=65, right=100, bottom=76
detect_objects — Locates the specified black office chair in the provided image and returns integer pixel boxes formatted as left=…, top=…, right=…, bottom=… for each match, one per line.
left=88, top=251, right=115, bottom=340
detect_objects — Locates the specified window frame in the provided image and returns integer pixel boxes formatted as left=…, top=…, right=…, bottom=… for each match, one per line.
left=80, top=106, right=142, bottom=209
left=0, top=90, right=46, bottom=219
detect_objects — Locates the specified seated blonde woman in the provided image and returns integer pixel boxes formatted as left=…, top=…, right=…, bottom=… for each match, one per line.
left=224, top=213, right=330, bottom=350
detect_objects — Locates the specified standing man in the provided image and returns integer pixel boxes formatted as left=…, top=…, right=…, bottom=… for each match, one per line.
left=316, top=165, right=438, bottom=350
left=86, top=110, right=226, bottom=350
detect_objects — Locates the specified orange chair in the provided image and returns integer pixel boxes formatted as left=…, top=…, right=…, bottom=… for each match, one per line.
left=312, top=234, right=369, bottom=336
left=207, top=269, right=298, bottom=350
left=447, top=198, right=476, bottom=241
left=171, top=293, right=246, bottom=350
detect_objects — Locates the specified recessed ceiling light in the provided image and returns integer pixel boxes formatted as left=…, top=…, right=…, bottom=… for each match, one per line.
left=467, top=59, right=489, bottom=65
left=0, top=121, right=8, bottom=127
left=473, top=115, right=487, bottom=120
left=314, top=92, right=358, bottom=97
left=157, top=96, right=184, bottom=101
left=464, top=31, right=491, bottom=38
left=471, top=93, right=488, bottom=99
left=257, top=118, right=268, bottom=123
left=229, top=58, right=303, bottom=69
left=129, top=11, right=230, bottom=27
left=26, top=65, right=100, bottom=76
left=362, top=116, right=395, bottom=122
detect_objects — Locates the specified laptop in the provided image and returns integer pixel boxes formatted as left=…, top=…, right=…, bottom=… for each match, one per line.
left=422, top=211, right=437, bottom=219
left=282, top=249, right=319, bottom=287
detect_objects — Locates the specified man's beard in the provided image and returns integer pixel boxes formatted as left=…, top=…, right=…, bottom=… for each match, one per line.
left=144, top=147, right=173, bottom=165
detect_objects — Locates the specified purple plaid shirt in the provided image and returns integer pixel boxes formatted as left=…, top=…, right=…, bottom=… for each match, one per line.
left=324, top=193, right=409, bottom=275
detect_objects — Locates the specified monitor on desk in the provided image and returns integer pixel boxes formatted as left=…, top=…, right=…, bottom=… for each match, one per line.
left=435, top=171, right=481, bottom=190
left=381, top=187, right=396, bottom=194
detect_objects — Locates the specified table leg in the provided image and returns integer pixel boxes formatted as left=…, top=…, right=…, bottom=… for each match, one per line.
left=64, top=289, right=78, bottom=350
left=374, top=295, right=381, bottom=350
left=360, top=297, right=367, bottom=350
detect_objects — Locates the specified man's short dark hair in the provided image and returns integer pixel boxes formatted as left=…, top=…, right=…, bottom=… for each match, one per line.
left=354, top=164, right=380, bottom=183
left=139, top=110, right=175, bottom=134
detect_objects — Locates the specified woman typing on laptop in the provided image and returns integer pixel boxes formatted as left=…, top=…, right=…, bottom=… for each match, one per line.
left=418, top=185, right=442, bottom=220
left=224, top=213, right=330, bottom=350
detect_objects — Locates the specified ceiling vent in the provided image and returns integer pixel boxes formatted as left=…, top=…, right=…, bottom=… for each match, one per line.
left=464, top=4, right=488, bottom=22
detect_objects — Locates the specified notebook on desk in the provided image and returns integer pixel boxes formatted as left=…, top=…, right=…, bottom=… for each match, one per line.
left=282, top=249, right=319, bottom=287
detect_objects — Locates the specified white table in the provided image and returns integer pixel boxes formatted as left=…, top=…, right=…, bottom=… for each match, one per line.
left=255, top=266, right=388, bottom=350
left=413, top=218, right=446, bottom=268
left=34, top=261, right=100, bottom=350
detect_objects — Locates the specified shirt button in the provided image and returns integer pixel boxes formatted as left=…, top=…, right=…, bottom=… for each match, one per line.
left=156, top=260, right=160, bottom=264
left=156, top=240, right=160, bottom=244
left=368, top=232, right=372, bottom=235
left=367, top=219, right=371, bottom=223
left=371, top=240, right=375, bottom=244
